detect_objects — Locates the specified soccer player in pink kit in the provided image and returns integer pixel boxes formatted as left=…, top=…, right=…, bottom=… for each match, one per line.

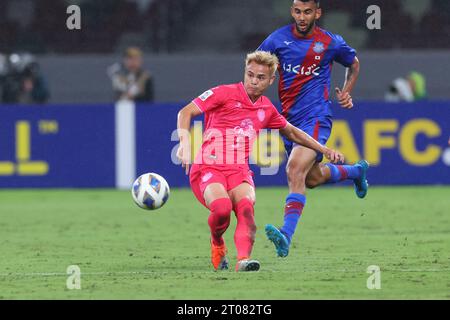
left=176, top=51, right=344, bottom=272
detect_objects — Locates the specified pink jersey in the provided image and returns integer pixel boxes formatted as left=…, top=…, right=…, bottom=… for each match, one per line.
left=192, top=82, right=288, bottom=168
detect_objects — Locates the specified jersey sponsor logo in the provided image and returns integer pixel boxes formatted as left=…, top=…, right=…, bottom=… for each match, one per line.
left=199, top=90, right=213, bottom=101
left=313, top=42, right=325, bottom=54
left=283, top=63, right=320, bottom=76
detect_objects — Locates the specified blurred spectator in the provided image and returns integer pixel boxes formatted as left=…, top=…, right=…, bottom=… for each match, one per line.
left=1, top=52, right=50, bottom=104
left=385, top=71, right=427, bottom=102
left=107, top=46, right=154, bottom=102
left=408, top=71, right=427, bottom=101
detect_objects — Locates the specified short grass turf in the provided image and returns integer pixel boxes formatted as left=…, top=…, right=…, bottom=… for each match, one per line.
left=0, top=186, right=449, bottom=299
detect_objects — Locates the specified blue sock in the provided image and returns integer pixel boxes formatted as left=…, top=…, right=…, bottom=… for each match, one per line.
left=325, top=163, right=361, bottom=183
left=280, top=193, right=306, bottom=244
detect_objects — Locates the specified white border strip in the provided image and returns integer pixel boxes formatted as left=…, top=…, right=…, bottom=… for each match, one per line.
left=115, top=99, right=136, bottom=190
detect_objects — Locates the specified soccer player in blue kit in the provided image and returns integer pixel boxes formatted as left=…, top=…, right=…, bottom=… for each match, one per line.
left=258, top=0, right=370, bottom=257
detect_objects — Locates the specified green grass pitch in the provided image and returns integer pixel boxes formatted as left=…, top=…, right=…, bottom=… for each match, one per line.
left=0, top=186, right=449, bottom=299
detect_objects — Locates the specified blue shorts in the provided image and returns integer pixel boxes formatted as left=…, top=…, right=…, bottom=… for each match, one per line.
left=282, top=116, right=333, bottom=162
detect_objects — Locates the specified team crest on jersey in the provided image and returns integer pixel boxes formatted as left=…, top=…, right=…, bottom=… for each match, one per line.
left=199, top=90, right=213, bottom=101
left=257, top=109, right=266, bottom=122
left=313, top=42, right=325, bottom=54
left=233, top=119, right=256, bottom=139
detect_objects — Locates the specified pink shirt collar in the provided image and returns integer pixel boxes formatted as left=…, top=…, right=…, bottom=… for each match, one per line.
left=238, top=82, right=263, bottom=106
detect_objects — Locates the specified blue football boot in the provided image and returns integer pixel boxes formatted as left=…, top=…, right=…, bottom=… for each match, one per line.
left=265, top=224, right=290, bottom=258
left=354, top=160, right=370, bottom=199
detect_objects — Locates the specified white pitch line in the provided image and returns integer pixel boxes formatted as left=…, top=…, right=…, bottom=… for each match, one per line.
left=0, top=271, right=164, bottom=277
left=0, top=268, right=449, bottom=278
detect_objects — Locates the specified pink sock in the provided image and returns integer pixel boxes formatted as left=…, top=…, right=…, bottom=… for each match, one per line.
left=233, top=198, right=256, bottom=260
left=208, top=198, right=232, bottom=246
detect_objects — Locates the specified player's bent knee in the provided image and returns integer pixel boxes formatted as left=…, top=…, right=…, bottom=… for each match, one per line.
left=286, top=166, right=308, bottom=188
left=305, top=177, right=320, bottom=189
left=306, top=182, right=319, bottom=189
left=232, top=195, right=255, bottom=207
left=286, top=162, right=308, bottom=178
left=233, top=197, right=254, bottom=212
left=208, top=198, right=233, bottom=232
left=209, top=198, right=233, bottom=216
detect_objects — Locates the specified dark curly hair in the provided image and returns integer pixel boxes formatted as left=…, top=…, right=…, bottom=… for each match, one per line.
left=294, top=0, right=320, bottom=7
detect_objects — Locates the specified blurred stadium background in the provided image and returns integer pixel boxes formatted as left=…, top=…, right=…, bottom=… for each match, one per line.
left=0, top=0, right=450, bottom=103
left=0, top=0, right=449, bottom=299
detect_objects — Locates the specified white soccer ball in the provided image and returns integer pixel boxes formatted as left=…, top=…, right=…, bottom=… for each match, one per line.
left=131, top=173, right=170, bottom=210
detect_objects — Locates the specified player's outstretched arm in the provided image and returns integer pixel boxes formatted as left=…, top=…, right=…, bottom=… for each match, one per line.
left=280, top=123, right=344, bottom=164
left=336, top=57, right=360, bottom=109
left=177, top=102, right=202, bottom=174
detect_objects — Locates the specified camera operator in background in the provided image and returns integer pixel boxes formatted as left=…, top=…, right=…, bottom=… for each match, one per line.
left=0, top=53, right=50, bottom=105
left=385, top=71, right=427, bottom=103
left=107, top=47, right=154, bottom=103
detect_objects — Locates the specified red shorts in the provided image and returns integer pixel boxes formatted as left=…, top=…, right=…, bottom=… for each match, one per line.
left=189, top=164, right=255, bottom=208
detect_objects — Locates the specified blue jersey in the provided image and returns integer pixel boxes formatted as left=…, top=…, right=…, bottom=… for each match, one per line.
left=258, top=24, right=356, bottom=124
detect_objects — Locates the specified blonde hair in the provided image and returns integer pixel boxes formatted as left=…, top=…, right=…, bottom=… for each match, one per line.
left=246, top=51, right=279, bottom=77
left=124, top=46, right=143, bottom=58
